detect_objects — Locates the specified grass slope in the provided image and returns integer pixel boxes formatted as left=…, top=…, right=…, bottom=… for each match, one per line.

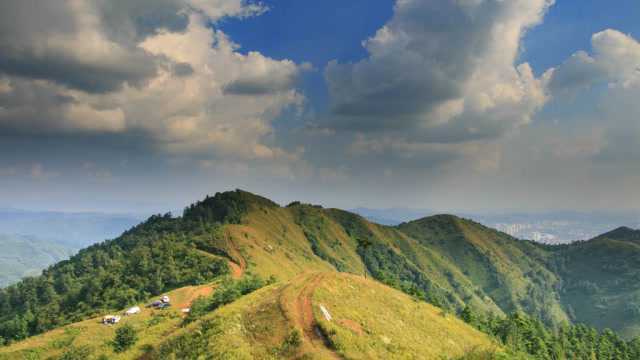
left=1, top=272, right=497, bottom=359
left=156, top=272, right=498, bottom=359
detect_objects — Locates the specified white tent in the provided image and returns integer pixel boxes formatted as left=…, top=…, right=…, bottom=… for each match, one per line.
left=125, top=306, right=141, bottom=315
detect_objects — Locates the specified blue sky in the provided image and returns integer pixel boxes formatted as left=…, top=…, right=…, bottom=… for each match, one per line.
left=1, top=0, right=640, bottom=213
left=219, top=0, right=640, bottom=108
left=219, top=0, right=395, bottom=111
left=522, top=0, right=640, bottom=74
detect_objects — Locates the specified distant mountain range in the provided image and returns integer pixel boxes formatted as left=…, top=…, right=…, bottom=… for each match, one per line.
left=353, top=207, right=640, bottom=244
left=0, top=234, right=74, bottom=287
left=0, top=209, right=142, bottom=248
left=0, top=209, right=141, bottom=287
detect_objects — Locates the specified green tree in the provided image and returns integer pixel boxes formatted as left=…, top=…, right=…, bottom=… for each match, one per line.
left=112, top=324, right=138, bottom=353
left=357, top=237, right=373, bottom=278
left=460, top=305, right=478, bottom=327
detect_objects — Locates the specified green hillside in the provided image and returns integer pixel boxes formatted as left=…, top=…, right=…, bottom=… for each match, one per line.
left=552, top=227, right=640, bottom=339
left=3, top=190, right=640, bottom=359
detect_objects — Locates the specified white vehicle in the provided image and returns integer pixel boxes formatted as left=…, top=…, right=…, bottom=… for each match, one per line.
left=102, top=315, right=121, bottom=325
left=125, top=306, right=141, bottom=315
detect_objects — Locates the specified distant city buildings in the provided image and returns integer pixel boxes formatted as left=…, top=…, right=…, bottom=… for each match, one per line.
left=490, top=219, right=637, bottom=244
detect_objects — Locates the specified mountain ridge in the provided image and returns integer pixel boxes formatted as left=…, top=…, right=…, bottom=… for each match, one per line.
left=3, top=189, right=640, bottom=358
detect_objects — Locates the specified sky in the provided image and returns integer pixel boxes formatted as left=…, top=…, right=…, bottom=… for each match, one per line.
left=0, top=0, right=639, bottom=214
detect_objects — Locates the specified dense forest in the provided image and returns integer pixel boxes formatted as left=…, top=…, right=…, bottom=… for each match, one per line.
left=459, top=306, right=640, bottom=359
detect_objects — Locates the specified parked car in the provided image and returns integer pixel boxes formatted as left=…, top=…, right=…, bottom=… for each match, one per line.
left=102, top=315, right=121, bottom=325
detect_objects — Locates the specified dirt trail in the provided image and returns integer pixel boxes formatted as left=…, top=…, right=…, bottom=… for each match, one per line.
left=174, top=285, right=215, bottom=309
left=174, top=258, right=243, bottom=309
left=224, top=228, right=247, bottom=279
left=294, top=273, right=341, bottom=359
left=228, top=260, right=244, bottom=279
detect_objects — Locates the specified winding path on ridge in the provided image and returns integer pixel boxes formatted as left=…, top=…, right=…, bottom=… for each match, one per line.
left=293, top=273, right=341, bottom=359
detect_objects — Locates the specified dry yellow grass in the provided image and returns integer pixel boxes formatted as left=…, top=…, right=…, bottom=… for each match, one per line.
left=312, top=272, right=498, bottom=359
left=224, top=206, right=336, bottom=280
left=162, top=272, right=499, bottom=359
left=1, top=271, right=499, bottom=360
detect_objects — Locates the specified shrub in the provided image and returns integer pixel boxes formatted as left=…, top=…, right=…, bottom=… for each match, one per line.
left=58, top=345, right=93, bottom=360
left=112, top=324, right=138, bottom=353
left=280, top=329, right=302, bottom=355
left=183, top=275, right=269, bottom=324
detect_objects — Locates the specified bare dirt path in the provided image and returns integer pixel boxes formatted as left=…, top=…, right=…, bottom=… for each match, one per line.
left=294, top=273, right=341, bottom=359
left=229, top=260, right=244, bottom=279
left=174, top=258, right=243, bottom=310
left=174, top=285, right=215, bottom=309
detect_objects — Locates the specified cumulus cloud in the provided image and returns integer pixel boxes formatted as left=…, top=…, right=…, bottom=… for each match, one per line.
left=465, top=28, right=640, bottom=210
left=324, top=0, right=553, bottom=147
left=0, top=1, right=159, bottom=93
left=549, top=29, right=640, bottom=94
left=0, top=0, right=305, bottom=166
left=223, top=56, right=303, bottom=95
left=547, top=30, right=640, bottom=163
left=131, top=15, right=304, bottom=161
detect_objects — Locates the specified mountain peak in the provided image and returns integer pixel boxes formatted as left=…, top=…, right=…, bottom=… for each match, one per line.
left=182, top=189, right=279, bottom=224
left=597, top=226, right=640, bottom=241
left=400, top=213, right=461, bottom=226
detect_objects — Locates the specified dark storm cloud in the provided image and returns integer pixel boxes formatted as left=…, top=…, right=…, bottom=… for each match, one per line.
left=0, top=51, right=157, bottom=94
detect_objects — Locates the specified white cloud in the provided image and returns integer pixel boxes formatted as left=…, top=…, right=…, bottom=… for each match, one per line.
left=0, top=1, right=306, bottom=167
left=325, top=0, right=554, bottom=144
left=550, top=29, right=640, bottom=94
left=547, top=29, right=640, bottom=164
left=187, top=0, right=267, bottom=20
left=128, top=14, right=304, bottom=161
